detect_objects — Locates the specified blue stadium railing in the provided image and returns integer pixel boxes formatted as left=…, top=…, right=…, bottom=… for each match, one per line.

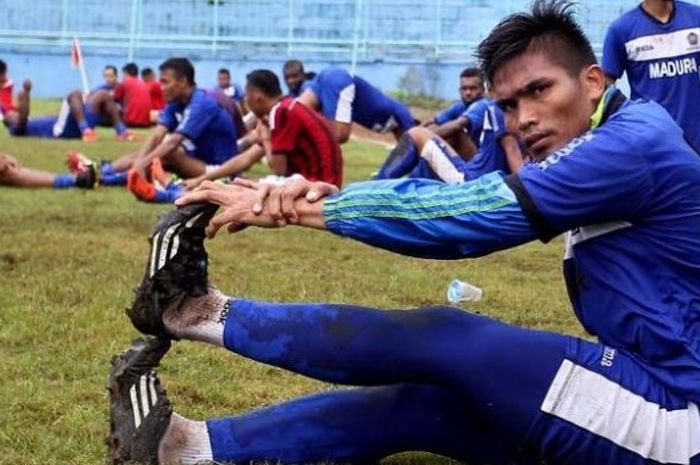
left=0, top=0, right=693, bottom=68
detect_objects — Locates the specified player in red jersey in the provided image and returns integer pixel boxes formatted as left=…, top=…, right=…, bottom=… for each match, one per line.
left=141, top=67, right=165, bottom=124
left=183, top=69, right=343, bottom=190
left=114, top=63, right=152, bottom=128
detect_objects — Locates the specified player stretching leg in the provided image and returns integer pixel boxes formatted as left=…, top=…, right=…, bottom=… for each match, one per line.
left=109, top=1, right=700, bottom=464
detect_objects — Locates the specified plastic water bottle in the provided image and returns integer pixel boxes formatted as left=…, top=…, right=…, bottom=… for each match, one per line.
left=447, top=279, right=483, bottom=304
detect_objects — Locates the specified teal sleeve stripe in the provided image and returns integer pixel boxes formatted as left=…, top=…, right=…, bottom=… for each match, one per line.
left=324, top=173, right=517, bottom=222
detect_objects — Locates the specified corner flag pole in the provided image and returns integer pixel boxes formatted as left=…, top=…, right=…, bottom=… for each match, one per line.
left=71, top=37, right=90, bottom=99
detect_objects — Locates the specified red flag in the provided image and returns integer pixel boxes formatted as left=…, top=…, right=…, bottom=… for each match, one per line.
left=70, top=37, right=83, bottom=69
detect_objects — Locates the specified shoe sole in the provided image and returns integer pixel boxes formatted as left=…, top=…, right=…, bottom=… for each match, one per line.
left=147, top=202, right=219, bottom=280
left=106, top=338, right=171, bottom=465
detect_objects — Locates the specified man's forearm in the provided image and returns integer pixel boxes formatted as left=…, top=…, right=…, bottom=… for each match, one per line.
left=317, top=174, right=537, bottom=259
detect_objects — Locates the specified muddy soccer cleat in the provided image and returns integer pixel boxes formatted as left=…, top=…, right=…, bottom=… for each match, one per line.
left=127, top=202, right=219, bottom=338
left=106, top=337, right=172, bottom=465
left=75, top=164, right=98, bottom=189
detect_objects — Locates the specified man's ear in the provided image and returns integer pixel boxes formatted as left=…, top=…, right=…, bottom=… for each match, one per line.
left=582, top=64, right=606, bottom=103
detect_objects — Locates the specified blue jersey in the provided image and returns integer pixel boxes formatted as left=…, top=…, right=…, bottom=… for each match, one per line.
left=602, top=1, right=700, bottom=150
left=464, top=103, right=512, bottom=179
left=324, top=90, right=700, bottom=404
left=433, top=100, right=469, bottom=125
left=461, top=98, right=490, bottom=148
left=218, top=83, right=244, bottom=103
left=308, top=67, right=415, bottom=133
left=159, top=88, right=237, bottom=165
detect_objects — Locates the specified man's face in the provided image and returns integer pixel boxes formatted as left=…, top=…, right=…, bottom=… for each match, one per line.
left=104, top=68, right=117, bottom=88
left=0, top=72, right=7, bottom=86
left=492, top=51, right=603, bottom=160
left=459, top=76, right=484, bottom=103
left=244, top=86, right=266, bottom=118
left=142, top=73, right=153, bottom=83
left=160, top=69, right=189, bottom=102
left=218, top=72, right=231, bottom=89
left=284, top=66, right=304, bottom=94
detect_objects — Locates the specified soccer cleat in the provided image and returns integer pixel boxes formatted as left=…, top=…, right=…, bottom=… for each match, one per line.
left=67, top=150, right=96, bottom=174
left=82, top=128, right=98, bottom=142
left=127, top=169, right=158, bottom=202
left=75, top=164, right=98, bottom=189
left=117, top=130, right=138, bottom=142
left=106, top=337, right=172, bottom=465
left=127, top=202, right=219, bottom=338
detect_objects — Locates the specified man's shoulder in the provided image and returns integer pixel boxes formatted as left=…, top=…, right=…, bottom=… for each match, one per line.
left=608, top=6, right=647, bottom=37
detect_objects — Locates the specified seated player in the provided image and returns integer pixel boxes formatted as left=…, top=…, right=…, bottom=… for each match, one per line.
left=216, top=68, right=244, bottom=105
left=184, top=69, right=343, bottom=190
left=114, top=62, right=151, bottom=129
left=422, top=67, right=485, bottom=130
left=5, top=79, right=130, bottom=142
left=78, top=58, right=238, bottom=203
left=92, top=65, right=118, bottom=94
left=0, top=152, right=95, bottom=189
left=432, top=95, right=492, bottom=160
left=141, top=67, right=166, bottom=123
left=376, top=102, right=524, bottom=182
left=283, top=59, right=313, bottom=98
left=298, top=66, right=416, bottom=143
left=108, top=3, right=700, bottom=464
left=0, top=59, right=18, bottom=126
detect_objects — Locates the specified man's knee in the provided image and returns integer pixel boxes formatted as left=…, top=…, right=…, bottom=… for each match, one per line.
left=407, top=126, right=435, bottom=149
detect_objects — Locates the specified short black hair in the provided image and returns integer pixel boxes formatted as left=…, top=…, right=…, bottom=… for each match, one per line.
left=140, top=67, right=153, bottom=78
left=104, top=65, right=117, bottom=75
left=460, top=67, right=482, bottom=81
left=122, top=62, right=138, bottom=77
left=283, top=59, right=304, bottom=73
left=476, top=0, right=596, bottom=84
left=218, top=67, right=230, bottom=77
left=0, top=60, right=6, bottom=75
left=159, top=58, right=195, bottom=86
left=246, top=69, right=282, bottom=98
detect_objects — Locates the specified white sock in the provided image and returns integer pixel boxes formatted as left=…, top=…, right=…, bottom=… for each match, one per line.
left=420, top=139, right=465, bottom=184
left=159, top=413, right=213, bottom=465
left=163, top=288, right=231, bottom=347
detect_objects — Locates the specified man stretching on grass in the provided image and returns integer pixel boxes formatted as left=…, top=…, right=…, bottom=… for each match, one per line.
left=72, top=58, right=239, bottom=203
left=298, top=66, right=416, bottom=143
left=0, top=152, right=95, bottom=189
left=374, top=101, right=524, bottom=183
left=108, top=1, right=700, bottom=464
left=183, top=69, right=343, bottom=190
left=3, top=79, right=131, bottom=142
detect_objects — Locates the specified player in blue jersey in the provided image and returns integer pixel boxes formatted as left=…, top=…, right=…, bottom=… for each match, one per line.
left=282, top=59, right=313, bottom=98
left=376, top=102, right=525, bottom=183
left=5, top=79, right=129, bottom=142
left=375, top=101, right=524, bottom=181
left=603, top=0, right=700, bottom=151
left=110, top=2, right=700, bottom=464
left=423, top=67, right=485, bottom=130
left=380, top=85, right=490, bottom=172
left=77, top=58, right=238, bottom=203
left=298, top=66, right=417, bottom=143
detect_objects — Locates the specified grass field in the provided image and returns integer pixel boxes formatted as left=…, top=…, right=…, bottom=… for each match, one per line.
left=0, top=100, right=585, bottom=465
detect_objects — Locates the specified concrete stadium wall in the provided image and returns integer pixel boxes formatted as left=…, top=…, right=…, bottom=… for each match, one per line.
left=0, top=49, right=471, bottom=101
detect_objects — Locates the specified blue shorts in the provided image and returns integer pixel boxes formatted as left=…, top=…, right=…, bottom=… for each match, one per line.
left=9, top=99, right=100, bottom=138
left=179, top=133, right=237, bottom=166
left=522, top=338, right=700, bottom=465
left=310, top=68, right=415, bottom=133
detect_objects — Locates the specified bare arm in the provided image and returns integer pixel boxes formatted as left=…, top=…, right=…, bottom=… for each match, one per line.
left=434, top=116, right=468, bottom=139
